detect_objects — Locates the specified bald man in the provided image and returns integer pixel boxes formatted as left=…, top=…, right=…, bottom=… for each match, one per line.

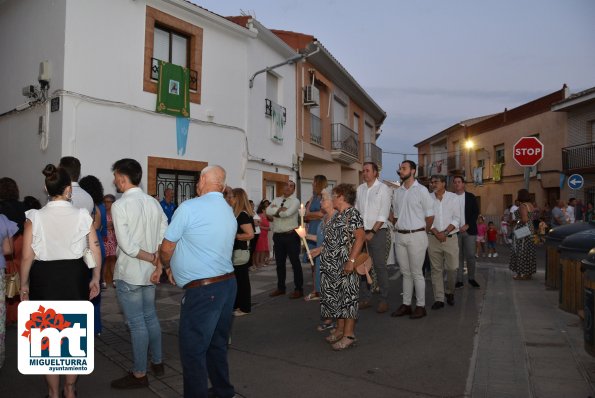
left=160, top=165, right=238, bottom=398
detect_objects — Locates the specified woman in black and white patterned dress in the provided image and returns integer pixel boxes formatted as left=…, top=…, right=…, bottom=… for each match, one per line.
left=510, top=189, right=536, bottom=280
left=319, top=184, right=365, bottom=350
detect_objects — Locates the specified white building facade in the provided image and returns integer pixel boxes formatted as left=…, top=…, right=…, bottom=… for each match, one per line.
left=0, top=0, right=297, bottom=204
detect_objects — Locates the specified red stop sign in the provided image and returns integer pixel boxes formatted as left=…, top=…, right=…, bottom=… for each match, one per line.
left=513, top=136, right=544, bottom=167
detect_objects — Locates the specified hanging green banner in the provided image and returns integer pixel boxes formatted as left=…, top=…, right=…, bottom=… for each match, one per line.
left=156, top=60, right=190, bottom=118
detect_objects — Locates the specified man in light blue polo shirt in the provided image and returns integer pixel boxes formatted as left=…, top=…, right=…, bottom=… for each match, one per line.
left=160, top=165, right=237, bottom=398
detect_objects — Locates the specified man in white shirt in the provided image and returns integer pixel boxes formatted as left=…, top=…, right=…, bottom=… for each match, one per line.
left=390, top=160, right=434, bottom=319
left=355, top=162, right=393, bottom=313
left=110, top=158, right=168, bottom=389
left=427, top=175, right=460, bottom=309
left=59, top=156, right=94, bottom=214
left=266, top=180, right=304, bottom=299
left=567, top=198, right=576, bottom=223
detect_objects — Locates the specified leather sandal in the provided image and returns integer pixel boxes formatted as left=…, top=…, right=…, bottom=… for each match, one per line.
left=316, top=321, right=335, bottom=332
left=332, top=336, right=357, bottom=351
left=325, top=332, right=343, bottom=343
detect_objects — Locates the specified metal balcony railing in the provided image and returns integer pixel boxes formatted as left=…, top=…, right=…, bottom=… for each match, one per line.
left=331, top=123, right=359, bottom=163
left=364, top=143, right=382, bottom=167
left=264, top=99, right=287, bottom=123
left=151, top=58, right=198, bottom=92
left=310, top=114, right=322, bottom=145
left=562, top=142, right=595, bottom=172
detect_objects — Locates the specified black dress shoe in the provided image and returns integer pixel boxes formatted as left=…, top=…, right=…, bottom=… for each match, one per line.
left=468, top=279, right=481, bottom=288
left=151, top=362, right=164, bottom=377
left=390, top=304, right=412, bottom=317
left=455, top=281, right=464, bottom=289
left=446, top=294, right=455, bottom=306
left=431, top=301, right=444, bottom=310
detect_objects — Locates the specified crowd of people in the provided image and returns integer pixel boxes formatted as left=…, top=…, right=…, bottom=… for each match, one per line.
left=0, top=156, right=590, bottom=397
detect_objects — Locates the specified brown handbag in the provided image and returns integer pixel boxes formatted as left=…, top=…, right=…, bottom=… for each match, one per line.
left=354, top=243, right=373, bottom=284
left=344, top=213, right=373, bottom=283
left=5, top=267, right=20, bottom=299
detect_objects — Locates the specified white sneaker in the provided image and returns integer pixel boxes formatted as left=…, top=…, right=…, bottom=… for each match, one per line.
left=487, top=253, right=492, bottom=258
left=493, top=253, right=498, bottom=258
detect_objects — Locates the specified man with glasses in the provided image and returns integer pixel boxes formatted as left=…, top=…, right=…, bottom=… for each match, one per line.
left=266, top=180, right=304, bottom=299
left=390, top=161, right=434, bottom=319
left=428, top=175, right=460, bottom=309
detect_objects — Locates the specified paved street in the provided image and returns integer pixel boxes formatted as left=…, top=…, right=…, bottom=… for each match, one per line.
left=2, top=244, right=595, bottom=397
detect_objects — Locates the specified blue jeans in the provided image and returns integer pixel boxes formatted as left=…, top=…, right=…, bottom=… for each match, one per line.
left=115, top=280, right=162, bottom=373
left=179, top=277, right=236, bottom=398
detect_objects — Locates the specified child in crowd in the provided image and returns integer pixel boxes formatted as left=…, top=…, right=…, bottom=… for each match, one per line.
left=500, top=213, right=511, bottom=245
left=476, top=215, right=487, bottom=257
left=486, top=221, right=498, bottom=257
left=538, top=218, right=548, bottom=244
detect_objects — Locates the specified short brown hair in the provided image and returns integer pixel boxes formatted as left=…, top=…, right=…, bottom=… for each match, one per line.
left=363, top=162, right=379, bottom=173
left=332, top=184, right=357, bottom=206
left=452, top=175, right=465, bottom=183
left=59, top=156, right=82, bottom=182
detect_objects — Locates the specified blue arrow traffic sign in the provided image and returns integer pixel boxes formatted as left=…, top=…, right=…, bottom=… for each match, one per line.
left=568, top=174, right=584, bottom=190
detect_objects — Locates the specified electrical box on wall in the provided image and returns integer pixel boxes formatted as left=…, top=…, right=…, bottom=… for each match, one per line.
left=51, top=97, right=60, bottom=112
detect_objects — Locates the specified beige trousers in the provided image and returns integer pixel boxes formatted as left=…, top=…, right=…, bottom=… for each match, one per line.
left=428, top=233, right=459, bottom=302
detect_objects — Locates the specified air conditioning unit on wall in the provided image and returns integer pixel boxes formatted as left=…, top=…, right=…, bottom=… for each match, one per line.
left=303, top=86, right=320, bottom=107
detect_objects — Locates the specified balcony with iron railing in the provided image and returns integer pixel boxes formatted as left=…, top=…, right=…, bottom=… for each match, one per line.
left=331, top=123, right=359, bottom=164
left=562, top=142, right=595, bottom=173
left=151, top=58, right=198, bottom=91
left=364, top=143, right=382, bottom=167
left=264, top=99, right=287, bottom=123
left=310, top=114, right=322, bottom=145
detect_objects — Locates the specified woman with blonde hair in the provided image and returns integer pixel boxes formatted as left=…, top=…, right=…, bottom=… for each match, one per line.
left=20, top=164, right=101, bottom=398
left=230, top=188, right=255, bottom=316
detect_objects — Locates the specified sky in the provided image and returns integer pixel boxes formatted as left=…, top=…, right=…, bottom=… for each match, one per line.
left=196, top=0, right=595, bottom=182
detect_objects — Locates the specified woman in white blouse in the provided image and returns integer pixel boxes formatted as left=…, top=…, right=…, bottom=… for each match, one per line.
left=20, top=164, right=101, bottom=398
